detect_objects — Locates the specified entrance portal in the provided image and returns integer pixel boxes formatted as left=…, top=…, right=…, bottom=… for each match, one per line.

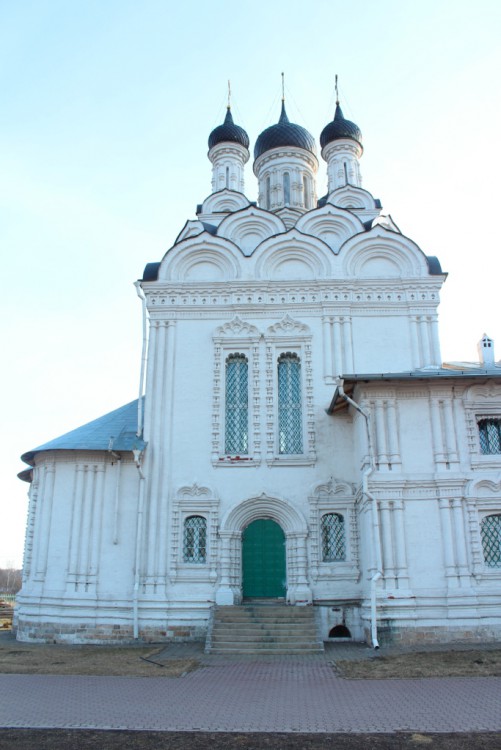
left=242, top=519, right=286, bottom=598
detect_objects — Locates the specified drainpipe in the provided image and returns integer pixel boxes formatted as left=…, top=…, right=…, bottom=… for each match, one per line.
left=134, top=281, right=148, bottom=438
left=132, top=449, right=145, bottom=639
left=336, top=378, right=383, bottom=649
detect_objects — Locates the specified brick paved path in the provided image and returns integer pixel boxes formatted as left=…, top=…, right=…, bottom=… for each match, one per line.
left=1, top=660, right=500, bottom=733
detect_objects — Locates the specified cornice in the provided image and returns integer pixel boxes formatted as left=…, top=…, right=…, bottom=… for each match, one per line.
left=144, top=279, right=442, bottom=313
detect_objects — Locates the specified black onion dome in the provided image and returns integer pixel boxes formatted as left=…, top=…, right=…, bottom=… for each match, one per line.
left=320, top=103, right=362, bottom=149
left=254, top=102, right=316, bottom=160
left=208, top=107, right=250, bottom=150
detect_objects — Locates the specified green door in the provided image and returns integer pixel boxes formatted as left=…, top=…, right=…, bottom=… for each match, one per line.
left=242, top=519, right=286, bottom=598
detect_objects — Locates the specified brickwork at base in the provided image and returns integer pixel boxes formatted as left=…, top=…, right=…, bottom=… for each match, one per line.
left=15, top=621, right=206, bottom=645
left=368, top=624, right=501, bottom=647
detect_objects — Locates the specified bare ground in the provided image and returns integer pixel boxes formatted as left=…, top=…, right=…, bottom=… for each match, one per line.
left=334, top=648, right=501, bottom=679
left=0, top=730, right=501, bottom=749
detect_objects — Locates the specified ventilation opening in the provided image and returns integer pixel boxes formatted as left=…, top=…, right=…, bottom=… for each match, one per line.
left=329, top=624, right=351, bottom=639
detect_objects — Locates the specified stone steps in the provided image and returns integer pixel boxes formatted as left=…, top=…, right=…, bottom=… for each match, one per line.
left=206, top=604, right=324, bottom=654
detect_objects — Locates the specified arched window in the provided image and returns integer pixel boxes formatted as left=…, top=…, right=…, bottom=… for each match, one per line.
left=283, top=172, right=291, bottom=205
left=481, top=514, right=501, bottom=567
left=321, top=513, right=346, bottom=561
left=183, top=516, right=207, bottom=563
left=303, top=175, right=309, bottom=209
left=266, top=176, right=271, bottom=209
left=478, top=419, right=501, bottom=454
left=225, top=353, right=248, bottom=454
left=225, top=166, right=230, bottom=189
left=278, top=352, right=302, bottom=454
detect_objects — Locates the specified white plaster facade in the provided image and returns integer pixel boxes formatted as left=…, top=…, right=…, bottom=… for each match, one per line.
left=16, top=98, right=501, bottom=645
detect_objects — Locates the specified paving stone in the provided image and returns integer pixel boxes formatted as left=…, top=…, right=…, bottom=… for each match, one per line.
left=1, top=655, right=500, bottom=733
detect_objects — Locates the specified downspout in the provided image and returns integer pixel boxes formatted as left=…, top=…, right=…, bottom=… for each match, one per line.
left=132, top=449, right=145, bottom=639
left=134, top=281, right=148, bottom=438
left=336, top=378, right=383, bottom=648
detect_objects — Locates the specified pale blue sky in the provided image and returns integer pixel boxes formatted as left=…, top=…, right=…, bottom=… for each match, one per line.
left=2, top=0, right=501, bottom=566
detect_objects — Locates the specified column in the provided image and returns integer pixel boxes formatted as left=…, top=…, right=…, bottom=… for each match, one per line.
left=386, top=399, right=401, bottom=468
left=332, top=317, right=343, bottom=374
left=215, top=532, right=234, bottom=605
left=410, top=316, right=421, bottom=368
left=375, top=400, right=388, bottom=467
left=68, top=464, right=85, bottom=582
left=430, top=398, right=446, bottom=465
left=452, top=498, right=470, bottom=582
left=35, top=462, right=55, bottom=580
left=146, top=320, right=168, bottom=582
left=322, top=316, right=333, bottom=379
left=393, top=500, right=410, bottom=589
left=419, top=316, right=432, bottom=365
left=342, top=316, right=354, bottom=373
left=430, top=315, right=442, bottom=364
left=89, top=463, right=105, bottom=577
left=380, top=501, right=396, bottom=587
left=443, top=398, right=459, bottom=463
left=438, top=497, right=456, bottom=579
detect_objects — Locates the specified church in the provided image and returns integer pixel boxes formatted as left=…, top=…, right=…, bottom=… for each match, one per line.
left=17, top=88, right=501, bottom=647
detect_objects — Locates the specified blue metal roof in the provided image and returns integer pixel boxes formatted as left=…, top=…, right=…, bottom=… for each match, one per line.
left=21, top=399, right=146, bottom=466
left=208, top=107, right=250, bottom=150
left=254, top=102, right=316, bottom=161
left=320, top=103, right=363, bottom=150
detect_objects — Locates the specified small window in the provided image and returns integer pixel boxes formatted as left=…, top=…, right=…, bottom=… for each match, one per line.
left=266, top=176, right=271, bottom=209
left=478, top=419, right=501, bottom=454
left=283, top=172, right=290, bottom=205
left=303, top=176, right=309, bottom=209
left=481, top=514, right=501, bottom=567
left=225, top=166, right=230, bottom=189
left=183, top=516, right=207, bottom=563
left=278, top=353, right=302, bottom=454
left=321, top=513, right=346, bottom=561
left=225, top=354, right=248, bottom=454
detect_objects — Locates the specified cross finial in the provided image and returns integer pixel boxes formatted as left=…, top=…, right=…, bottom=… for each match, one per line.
left=281, top=71, right=285, bottom=102
left=335, top=74, right=339, bottom=105
left=227, top=79, right=231, bottom=109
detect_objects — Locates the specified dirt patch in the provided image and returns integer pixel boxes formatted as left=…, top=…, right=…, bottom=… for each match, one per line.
left=0, top=639, right=199, bottom=677
left=334, top=649, right=501, bottom=679
left=1, top=731, right=501, bottom=749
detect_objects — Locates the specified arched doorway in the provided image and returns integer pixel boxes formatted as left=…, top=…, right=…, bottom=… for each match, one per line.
left=242, top=519, right=286, bottom=598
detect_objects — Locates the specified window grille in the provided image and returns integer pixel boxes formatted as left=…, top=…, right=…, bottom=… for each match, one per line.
left=481, top=514, right=501, bottom=567
left=225, top=354, right=248, bottom=454
left=278, top=353, right=303, bottom=454
left=478, top=419, right=501, bottom=454
left=183, top=516, right=207, bottom=563
left=321, top=513, right=346, bottom=561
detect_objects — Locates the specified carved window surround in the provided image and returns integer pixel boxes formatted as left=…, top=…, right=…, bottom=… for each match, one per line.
left=308, top=479, right=359, bottom=583
left=170, top=483, right=219, bottom=583
left=212, top=317, right=261, bottom=467
left=464, top=384, right=501, bottom=469
left=466, top=480, right=501, bottom=580
left=212, top=314, right=316, bottom=468
left=265, top=315, right=315, bottom=466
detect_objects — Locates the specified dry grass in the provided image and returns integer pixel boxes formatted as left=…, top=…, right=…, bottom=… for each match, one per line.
left=335, top=649, right=501, bottom=679
left=0, top=639, right=199, bottom=677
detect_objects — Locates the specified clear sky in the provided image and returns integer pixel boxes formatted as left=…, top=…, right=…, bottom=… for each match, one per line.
left=2, top=0, right=501, bottom=567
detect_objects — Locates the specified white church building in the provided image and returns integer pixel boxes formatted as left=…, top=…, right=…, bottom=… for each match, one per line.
left=17, top=92, right=501, bottom=646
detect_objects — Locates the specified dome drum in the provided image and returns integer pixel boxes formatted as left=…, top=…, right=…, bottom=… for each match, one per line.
left=209, top=141, right=250, bottom=194
left=254, top=149, right=318, bottom=212
left=208, top=108, right=250, bottom=195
